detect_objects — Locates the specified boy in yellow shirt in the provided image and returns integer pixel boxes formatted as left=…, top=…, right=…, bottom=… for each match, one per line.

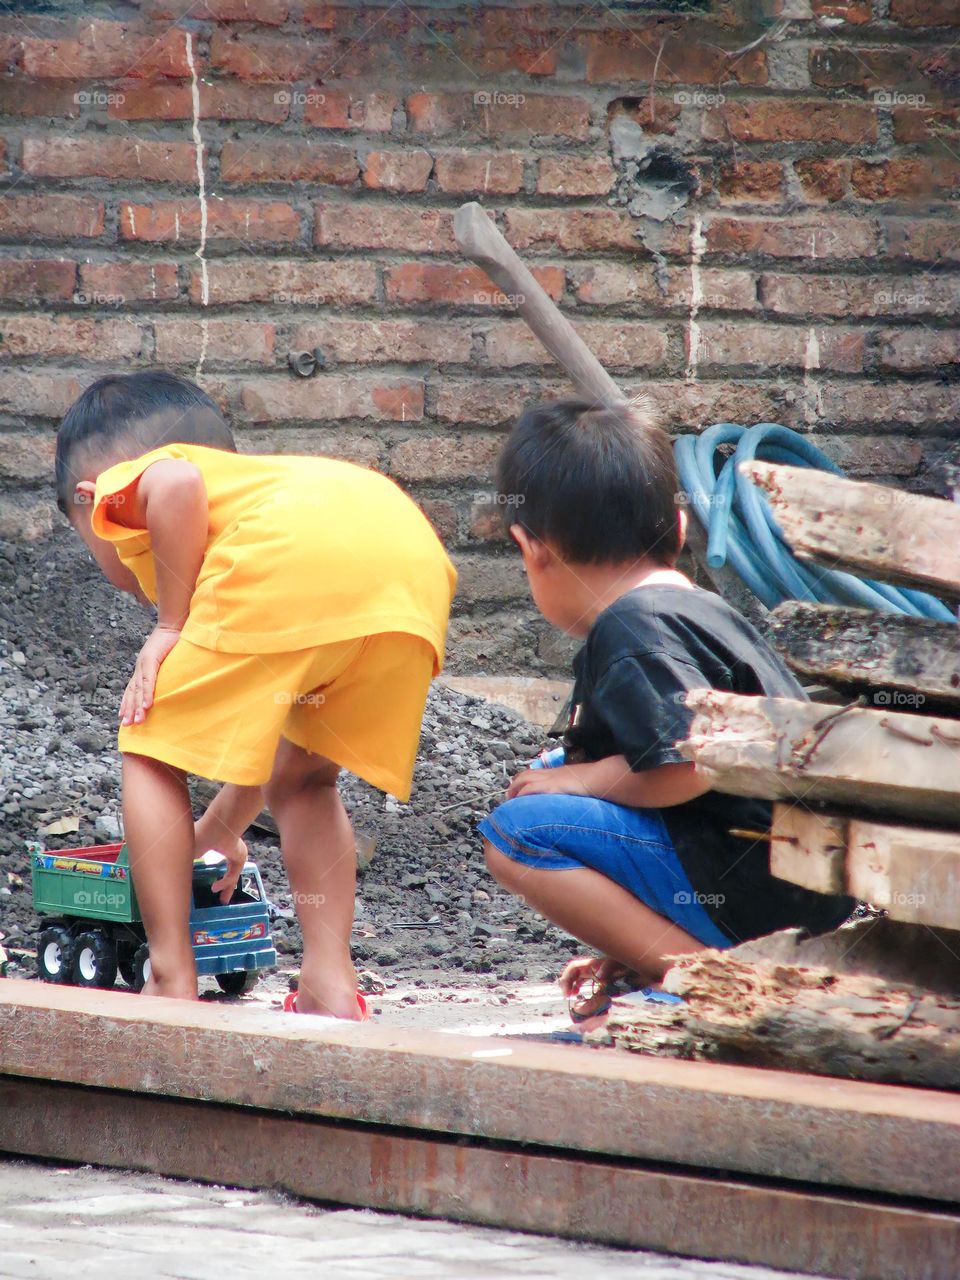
left=55, top=370, right=456, bottom=1017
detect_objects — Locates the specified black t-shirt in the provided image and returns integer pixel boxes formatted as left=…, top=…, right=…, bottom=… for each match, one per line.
left=563, top=583, right=854, bottom=945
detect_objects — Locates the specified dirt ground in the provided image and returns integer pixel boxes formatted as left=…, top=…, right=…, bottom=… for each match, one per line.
left=0, top=530, right=585, bottom=1030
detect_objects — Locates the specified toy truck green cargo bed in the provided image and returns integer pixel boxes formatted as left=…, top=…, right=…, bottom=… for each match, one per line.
left=31, top=842, right=138, bottom=924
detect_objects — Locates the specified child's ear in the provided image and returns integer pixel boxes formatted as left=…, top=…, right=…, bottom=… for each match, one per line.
left=677, top=506, right=687, bottom=551
left=509, top=524, right=552, bottom=571
left=73, top=479, right=96, bottom=510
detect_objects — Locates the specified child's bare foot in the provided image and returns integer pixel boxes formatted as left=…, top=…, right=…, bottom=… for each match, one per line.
left=142, top=973, right=199, bottom=1000
left=293, top=959, right=363, bottom=1020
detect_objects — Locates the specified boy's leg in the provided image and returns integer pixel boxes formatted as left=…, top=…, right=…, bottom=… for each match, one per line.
left=122, top=752, right=198, bottom=1000
left=265, top=737, right=361, bottom=1019
left=484, top=842, right=706, bottom=985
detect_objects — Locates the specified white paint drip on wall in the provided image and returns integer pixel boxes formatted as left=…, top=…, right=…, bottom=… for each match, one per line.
left=802, top=325, right=823, bottom=426
left=685, top=213, right=705, bottom=382
left=185, top=32, right=210, bottom=380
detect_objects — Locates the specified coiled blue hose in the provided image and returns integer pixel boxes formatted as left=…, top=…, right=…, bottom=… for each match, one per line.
left=674, top=423, right=955, bottom=622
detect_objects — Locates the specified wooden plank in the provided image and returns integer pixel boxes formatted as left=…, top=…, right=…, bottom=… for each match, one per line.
left=769, top=602, right=960, bottom=711
left=742, top=460, right=960, bottom=602
left=774, top=804, right=960, bottom=929
left=4, top=1077, right=960, bottom=1280
left=3, top=980, right=960, bottom=1205
left=680, top=689, right=960, bottom=824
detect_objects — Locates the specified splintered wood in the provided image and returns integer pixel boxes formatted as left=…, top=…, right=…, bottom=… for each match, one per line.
left=742, top=460, right=960, bottom=602
left=678, top=689, right=960, bottom=824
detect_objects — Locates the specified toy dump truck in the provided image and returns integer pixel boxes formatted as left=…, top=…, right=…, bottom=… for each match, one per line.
left=30, top=841, right=277, bottom=994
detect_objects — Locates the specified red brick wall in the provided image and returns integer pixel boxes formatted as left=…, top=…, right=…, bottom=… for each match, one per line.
left=0, top=1, right=957, bottom=672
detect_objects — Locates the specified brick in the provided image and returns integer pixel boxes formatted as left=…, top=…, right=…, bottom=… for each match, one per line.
left=22, top=20, right=191, bottom=80
left=384, top=263, right=564, bottom=306
left=145, top=0, right=288, bottom=20
left=239, top=375, right=423, bottom=423
left=717, top=161, right=782, bottom=203
left=79, top=261, right=178, bottom=303
left=362, top=149, right=433, bottom=193
left=0, top=196, right=103, bottom=241
left=760, top=272, right=959, bottom=318
left=420, top=497, right=458, bottom=545
left=642, top=380, right=785, bottom=430
left=818, top=382, right=960, bottom=426
left=120, top=200, right=299, bottom=245
left=505, top=208, right=641, bottom=253
left=607, top=97, right=681, bottom=139
left=809, top=46, right=927, bottom=91
left=434, top=379, right=533, bottom=426
left=536, top=154, right=614, bottom=197
left=0, top=259, right=76, bottom=302
left=893, top=105, right=960, bottom=144
left=434, top=150, right=524, bottom=195
left=0, top=432, right=55, bottom=483
left=822, top=436, right=924, bottom=478
left=484, top=320, right=668, bottom=371
left=220, top=140, right=358, bottom=186
left=193, top=259, right=377, bottom=305
left=795, top=158, right=850, bottom=203
left=884, top=220, right=960, bottom=263
left=0, top=314, right=146, bottom=360
left=22, top=135, right=199, bottom=183
left=0, top=370, right=83, bottom=419
left=702, top=98, right=876, bottom=144
left=314, top=203, right=453, bottom=253
left=879, top=330, right=960, bottom=373
left=706, top=215, right=879, bottom=259
left=389, top=433, right=502, bottom=482
left=407, top=92, right=591, bottom=140
left=238, top=427, right=379, bottom=468
left=584, top=33, right=766, bottom=86
left=851, top=159, right=960, bottom=200
left=572, top=263, right=660, bottom=306
left=454, top=552, right=528, bottom=605
left=0, top=79, right=80, bottom=118
left=305, top=89, right=397, bottom=133
left=291, top=319, right=472, bottom=365
left=890, top=0, right=960, bottom=24
left=812, top=0, right=871, bottom=22
left=110, top=82, right=288, bottom=125
left=0, top=492, right=54, bottom=540
left=695, top=321, right=864, bottom=373
left=666, top=268, right=758, bottom=312
left=209, top=31, right=313, bottom=82
left=154, top=319, right=274, bottom=366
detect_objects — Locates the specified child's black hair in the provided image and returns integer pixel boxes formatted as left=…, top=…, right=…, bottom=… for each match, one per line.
left=495, top=397, right=681, bottom=565
left=55, top=370, right=236, bottom=514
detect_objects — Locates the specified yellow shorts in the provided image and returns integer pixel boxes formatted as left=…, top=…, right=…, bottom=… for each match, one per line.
left=116, top=632, right=436, bottom=799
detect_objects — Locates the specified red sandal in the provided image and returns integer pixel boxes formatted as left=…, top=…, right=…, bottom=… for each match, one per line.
left=282, top=990, right=369, bottom=1020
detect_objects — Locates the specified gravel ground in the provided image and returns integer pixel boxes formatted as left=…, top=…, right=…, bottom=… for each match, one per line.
left=0, top=531, right=578, bottom=991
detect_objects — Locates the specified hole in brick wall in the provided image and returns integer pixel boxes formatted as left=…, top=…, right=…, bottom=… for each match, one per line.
left=613, top=145, right=699, bottom=222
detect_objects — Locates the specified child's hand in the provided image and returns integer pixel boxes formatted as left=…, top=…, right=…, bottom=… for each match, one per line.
left=207, top=836, right=248, bottom=906
left=506, top=763, right=592, bottom=800
left=119, top=624, right=181, bottom=725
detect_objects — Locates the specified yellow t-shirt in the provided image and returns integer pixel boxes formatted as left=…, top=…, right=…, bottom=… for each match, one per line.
left=92, top=444, right=457, bottom=667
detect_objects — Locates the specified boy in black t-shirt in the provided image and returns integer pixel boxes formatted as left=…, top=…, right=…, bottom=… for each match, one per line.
left=478, top=399, right=853, bottom=1024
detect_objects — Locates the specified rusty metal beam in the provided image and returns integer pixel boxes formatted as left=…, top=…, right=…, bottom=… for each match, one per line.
left=2, top=980, right=960, bottom=1206
left=3, top=1076, right=960, bottom=1280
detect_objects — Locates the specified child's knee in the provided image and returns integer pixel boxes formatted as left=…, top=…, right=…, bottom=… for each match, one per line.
left=266, top=741, right=340, bottom=807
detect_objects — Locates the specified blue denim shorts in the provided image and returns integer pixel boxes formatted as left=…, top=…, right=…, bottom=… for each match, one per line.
left=479, top=793, right=732, bottom=951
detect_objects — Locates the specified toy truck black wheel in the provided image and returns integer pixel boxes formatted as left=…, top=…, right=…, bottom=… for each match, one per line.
left=37, top=925, right=76, bottom=984
left=72, top=930, right=119, bottom=989
left=216, top=970, right=260, bottom=996
left=131, top=943, right=152, bottom=992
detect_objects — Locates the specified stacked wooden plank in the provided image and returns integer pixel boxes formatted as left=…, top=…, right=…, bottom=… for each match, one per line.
left=605, top=463, right=960, bottom=1087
